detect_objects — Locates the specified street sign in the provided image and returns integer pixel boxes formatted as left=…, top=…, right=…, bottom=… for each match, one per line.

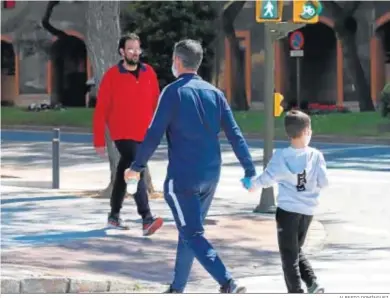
left=293, top=0, right=322, bottom=24
left=289, top=30, right=304, bottom=50
left=256, top=0, right=283, bottom=23
left=289, top=30, right=305, bottom=110
left=290, top=50, right=304, bottom=57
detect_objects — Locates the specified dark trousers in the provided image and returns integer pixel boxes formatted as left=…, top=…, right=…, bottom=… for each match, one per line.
left=276, top=207, right=317, bottom=293
left=110, top=139, right=152, bottom=220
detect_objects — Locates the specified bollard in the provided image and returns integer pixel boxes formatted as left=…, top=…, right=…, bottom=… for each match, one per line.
left=52, top=128, right=60, bottom=189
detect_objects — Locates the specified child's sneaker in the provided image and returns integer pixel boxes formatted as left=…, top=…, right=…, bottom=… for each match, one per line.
left=107, top=213, right=130, bottom=230
left=220, top=279, right=247, bottom=293
left=307, top=280, right=324, bottom=293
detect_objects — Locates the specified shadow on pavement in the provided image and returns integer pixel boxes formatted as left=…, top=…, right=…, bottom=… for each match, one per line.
left=1, top=211, right=281, bottom=285
left=13, top=228, right=110, bottom=244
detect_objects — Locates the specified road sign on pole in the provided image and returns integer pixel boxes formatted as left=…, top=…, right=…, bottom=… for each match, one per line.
left=256, top=0, right=283, bottom=22
left=289, top=30, right=305, bottom=109
left=290, top=50, right=304, bottom=57
left=289, top=30, right=304, bottom=50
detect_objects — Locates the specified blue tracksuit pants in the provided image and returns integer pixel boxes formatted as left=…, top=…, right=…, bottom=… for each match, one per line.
left=164, top=178, right=232, bottom=292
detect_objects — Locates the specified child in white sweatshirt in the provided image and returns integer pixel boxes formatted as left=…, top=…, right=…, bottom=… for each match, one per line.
left=242, top=110, right=329, bottom=293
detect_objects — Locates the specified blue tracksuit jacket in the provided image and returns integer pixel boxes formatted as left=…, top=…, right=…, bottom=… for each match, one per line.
left=131, top=73, right=255, bottom=189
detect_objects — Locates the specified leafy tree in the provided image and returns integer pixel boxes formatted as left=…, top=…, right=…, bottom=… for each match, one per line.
left=121, top=1, right=217, bottom=89
left=85, top=1, right=121, bottom=198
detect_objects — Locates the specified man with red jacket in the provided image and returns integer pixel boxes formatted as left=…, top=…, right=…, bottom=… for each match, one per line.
left=93, top=33, right=163, bottom=235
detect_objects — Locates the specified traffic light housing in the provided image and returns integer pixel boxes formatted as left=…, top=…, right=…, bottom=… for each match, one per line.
left=274, top=92, right=284, bottom=117
left=293, top=0, right=322, bottom=24
left=256, top=0, right=284, bottom=23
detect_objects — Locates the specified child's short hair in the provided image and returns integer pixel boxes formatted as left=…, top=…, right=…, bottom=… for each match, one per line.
left=284, top=110, right=311, bottom=139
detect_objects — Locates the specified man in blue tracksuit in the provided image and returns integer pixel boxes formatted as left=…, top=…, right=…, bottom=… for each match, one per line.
left=125, top=39, right=256, bottom=293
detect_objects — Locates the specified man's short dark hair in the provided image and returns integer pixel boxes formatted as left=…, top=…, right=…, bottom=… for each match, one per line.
left=284, top=110, right=311, bottom=139
left=118, top=33, right=140, bottom=54
left=173, top=39, right=203, bottom=70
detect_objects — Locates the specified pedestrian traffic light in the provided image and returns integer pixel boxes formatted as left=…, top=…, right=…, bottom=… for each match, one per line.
left=274, top=92, right=284, bottom=117
left=293, top=0, right=322, bottom=24
left=256, top=0, right=284, bottom=23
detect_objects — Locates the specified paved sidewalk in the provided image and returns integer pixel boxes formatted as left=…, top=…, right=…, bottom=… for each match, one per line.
left=3, top=135, right=389, bottom=293
left=1, top=186, right=325, bottom=294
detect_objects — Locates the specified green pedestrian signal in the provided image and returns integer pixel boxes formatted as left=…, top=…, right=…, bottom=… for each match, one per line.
left=256, top=0, right=283, bottom=23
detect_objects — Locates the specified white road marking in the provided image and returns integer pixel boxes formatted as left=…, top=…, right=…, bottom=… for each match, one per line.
left=342, top=224, right=390, bottom=236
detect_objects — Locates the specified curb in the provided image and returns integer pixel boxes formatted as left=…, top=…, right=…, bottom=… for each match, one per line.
left=1, top=276, right=165, bottom=294
left=2, top=125, right=389, bottom=145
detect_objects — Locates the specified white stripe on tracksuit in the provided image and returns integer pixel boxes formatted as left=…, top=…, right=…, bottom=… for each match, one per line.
left=168, top=179, right=186, bottom=227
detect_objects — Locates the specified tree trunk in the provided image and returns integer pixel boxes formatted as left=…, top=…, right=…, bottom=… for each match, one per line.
left=323, top=1, right=375, bottom=111
left=85, top=1, right=121, bottom=198
left=222, top=0, right=249, bottom=111
left=338, top=33, right=374, bottom=111
left=41, top=1, right=66, bottom=106
left=85, top=2, right=156, bottom=198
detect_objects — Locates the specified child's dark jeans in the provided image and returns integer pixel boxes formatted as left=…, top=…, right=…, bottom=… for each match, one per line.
left=276, top=207, right=317, bottom=293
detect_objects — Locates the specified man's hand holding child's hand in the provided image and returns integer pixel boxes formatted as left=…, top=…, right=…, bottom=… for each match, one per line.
left=241, top=177, right=257, bottom=192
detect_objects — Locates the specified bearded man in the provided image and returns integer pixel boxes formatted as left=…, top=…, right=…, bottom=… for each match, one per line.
left=93, top=32, right=163, bottom=235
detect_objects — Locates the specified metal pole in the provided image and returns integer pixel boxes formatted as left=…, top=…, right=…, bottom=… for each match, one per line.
left=296, top=57, right=301, bottom=108
left=52, top=128, right=60, bottom=189
left=254, top=23, right=276, bottom=214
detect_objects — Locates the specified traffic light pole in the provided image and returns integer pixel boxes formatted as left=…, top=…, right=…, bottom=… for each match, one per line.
left=254, top=23, right=276, bottom=214
left=253, top=22, right=307, bottom=214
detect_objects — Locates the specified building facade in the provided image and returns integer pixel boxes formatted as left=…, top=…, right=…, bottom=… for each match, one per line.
left=1, top=1, right=390, bottom=108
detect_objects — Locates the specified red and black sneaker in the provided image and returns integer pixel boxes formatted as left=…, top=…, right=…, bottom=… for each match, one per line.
left=107, top=213, right=130, bottom=230
left=142, top=216, right=163, bottom=236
